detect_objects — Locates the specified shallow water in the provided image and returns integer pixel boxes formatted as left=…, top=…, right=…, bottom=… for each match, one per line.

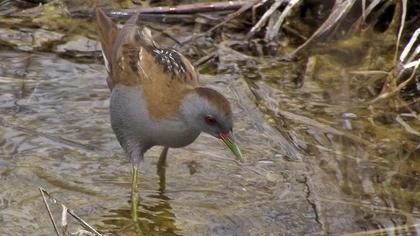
left=0, top=51, right=315, bottom=235
left=0, top=38, right=419, bottom=236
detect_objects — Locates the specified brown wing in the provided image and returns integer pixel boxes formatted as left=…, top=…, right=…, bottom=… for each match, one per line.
left=109, top=12, right=199, bottom=87
left=96, top=9, right=200, bottom=118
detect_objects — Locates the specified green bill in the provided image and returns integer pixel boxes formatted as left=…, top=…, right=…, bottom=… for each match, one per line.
left=220, top=132, right=243, bottom=162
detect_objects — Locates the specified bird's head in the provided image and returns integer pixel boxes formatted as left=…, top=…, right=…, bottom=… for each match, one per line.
left=181, top=87, right=243, bottom=161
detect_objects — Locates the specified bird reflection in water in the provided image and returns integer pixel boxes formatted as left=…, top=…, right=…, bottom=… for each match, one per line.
left=100, top=147, right=180, bottom=235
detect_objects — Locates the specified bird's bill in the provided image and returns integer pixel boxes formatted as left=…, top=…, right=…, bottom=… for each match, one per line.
left=219, top=132, right=243, bottom=161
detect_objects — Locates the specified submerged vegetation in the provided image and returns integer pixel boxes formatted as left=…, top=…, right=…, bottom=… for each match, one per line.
left=0, top=0, right=418, bottom=235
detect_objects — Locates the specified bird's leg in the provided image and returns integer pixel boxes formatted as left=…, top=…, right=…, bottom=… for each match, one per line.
left=131, top=165, right=139, bottom=222
left=157, top=147, right=169, bottom=193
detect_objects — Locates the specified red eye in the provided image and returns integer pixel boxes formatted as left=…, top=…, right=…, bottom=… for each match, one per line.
left=205, top=115, right=216, bottom=125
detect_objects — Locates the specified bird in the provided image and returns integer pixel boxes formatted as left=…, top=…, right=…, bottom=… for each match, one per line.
left=95, top=8, right=242, bottom=221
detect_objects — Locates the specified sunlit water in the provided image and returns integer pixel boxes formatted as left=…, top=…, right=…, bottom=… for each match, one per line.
left=0, top=50, right=418, bottom=236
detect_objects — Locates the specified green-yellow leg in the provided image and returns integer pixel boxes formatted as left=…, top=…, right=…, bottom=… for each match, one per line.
left=157, top=147, right=168, bottom=193
left=131, top=165, right=139, bottom=222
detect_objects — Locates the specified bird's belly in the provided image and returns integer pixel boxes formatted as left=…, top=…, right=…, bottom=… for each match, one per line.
left=110, top=85, right=200, bottom=151
left=150, top=122, right=200, bottom=148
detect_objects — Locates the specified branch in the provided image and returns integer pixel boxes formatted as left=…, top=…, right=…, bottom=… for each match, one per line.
left=72, top=1, right=249, bottom=20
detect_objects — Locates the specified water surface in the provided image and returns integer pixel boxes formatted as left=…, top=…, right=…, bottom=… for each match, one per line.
left=0, top=40, right=418, bottom=235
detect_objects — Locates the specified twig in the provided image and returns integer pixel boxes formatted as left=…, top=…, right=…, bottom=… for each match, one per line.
left=61, top=205, right=68, bottom=235
left=365, top=0, right=394, bottom=31
left=399, top=28, right=420, bottom=63
left=113, top=1, right=246, bottom=14
left=181, top=0, right=261, bottom=46
left=364, top=0, right=385, bottom=18
left=277, top=110, right=376, bottom=148
left=284, top=25, right=308, bottom=41
left=194, top=51, right=217, bottom=67
left=39, top=187, right=103, bottom=236
left=341, top=223, right=420, bottom=236
left=39, top=187, right=61, bottom=236
left=252, top=0, right=269, bottom=24
left=404, top=58, right=420, bottom=69
left=372, top=27, right=420, bottom=103
left=205, top=0, right=261, bottom=34
left=349, top=0, right=387, bottom=33
left=348, top=70, right=389, bottom=75
left=265, top=0, right=301, bottom=42
left=146, top=24, right=183, bottom=45
left=247, top=0, right=284, bottom=39
left=395, top=115, right=420, bottom=137
left=67, top=209, right=103, bottom=236
left=289, top=0, right=357, bottom=57
left=361, top=0, right=366, bottom=23
left=74, top=1, right=249, bottom=19
left=370, top=59, right=419, bottom=103
left=394, top=0, right=407, bottom=62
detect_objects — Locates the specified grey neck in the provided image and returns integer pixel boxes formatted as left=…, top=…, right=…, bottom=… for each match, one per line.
left=180, top=92, right=208, bottom=129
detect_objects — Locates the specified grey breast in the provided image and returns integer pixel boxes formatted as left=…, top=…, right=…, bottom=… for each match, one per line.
left=109, top=84, right=201, bottom=156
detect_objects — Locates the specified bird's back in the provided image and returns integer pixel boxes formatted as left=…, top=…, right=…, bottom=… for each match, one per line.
left=95, top=8, right=199, bottom=118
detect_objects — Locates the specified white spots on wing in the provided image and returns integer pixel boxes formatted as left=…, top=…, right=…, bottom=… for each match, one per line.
left=174, top=51, right=186, bottom=74
left=149, top=47, right=190, bottom=78
left=153, top=48, right=162, bottom=54
left=163, top=50, right=173, bottom=72
left=166, top=50, right=184, bottom=74
left=169, top=53, right=176, bottom=72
